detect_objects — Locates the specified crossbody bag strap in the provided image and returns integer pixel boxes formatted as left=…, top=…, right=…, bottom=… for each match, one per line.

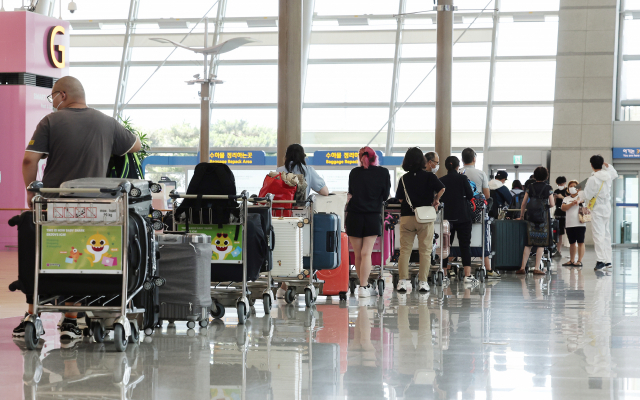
left=401, top=175, right=415, bottom=211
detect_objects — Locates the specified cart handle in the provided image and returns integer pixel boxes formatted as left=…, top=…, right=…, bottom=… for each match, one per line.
left=248, top=193, right=275, bottom=203
left=170, top=191, right=247, bottom=200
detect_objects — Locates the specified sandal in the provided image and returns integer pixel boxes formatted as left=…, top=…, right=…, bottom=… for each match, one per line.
left=562, top=261, right=575, bottom=266
left=574, top=262, right=583, bottom=267
left=533, top=270, right=545, bottom=275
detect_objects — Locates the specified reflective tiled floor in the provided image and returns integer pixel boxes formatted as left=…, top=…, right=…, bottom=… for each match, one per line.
left=1, top=247, right=639, bottom=399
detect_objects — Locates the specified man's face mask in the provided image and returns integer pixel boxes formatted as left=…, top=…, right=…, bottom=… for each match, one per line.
left=51, top=92, right=61, bottom=112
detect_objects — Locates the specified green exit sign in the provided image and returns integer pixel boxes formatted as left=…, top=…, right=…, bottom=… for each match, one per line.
left=513, top=155, right=523, bottom=165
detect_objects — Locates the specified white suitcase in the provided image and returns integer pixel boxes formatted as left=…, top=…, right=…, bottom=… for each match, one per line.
left=271, top=218, right=304, bottom=278
left=314, top=192, right=348, bottom=231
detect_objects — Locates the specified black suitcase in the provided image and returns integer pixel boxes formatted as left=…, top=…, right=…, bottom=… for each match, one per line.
left=248, top=206, right=274, bottom=272
left=491, top=219, right=527, bottom=269
left=210, top=213, right=267, bottom=282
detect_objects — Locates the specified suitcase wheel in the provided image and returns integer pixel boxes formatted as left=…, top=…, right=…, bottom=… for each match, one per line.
left=211, top=302, right=225, bottom=319
left=339, top=292, right=348, bottom=301
left=199, top=319, right=209, bottom=328
left=187, top=321, right=196, bottom=329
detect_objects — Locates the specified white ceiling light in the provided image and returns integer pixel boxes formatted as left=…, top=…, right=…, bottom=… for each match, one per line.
left=70, top=21, right=102, bottom=30
left=513, top=13, right=545, bottom=22
left=337, top=16, right=369, bottom=26
left=247, top=18, right=277, bottom=28
left=158, top=19, right=188, bottom=29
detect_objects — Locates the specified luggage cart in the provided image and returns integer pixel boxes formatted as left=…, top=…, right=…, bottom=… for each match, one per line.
left=449, top=204, right=488, bottom=283
left=387, top=204, right=447, bottom=288
left=170, top=191, right=252, bottom=325
left=247, top=194, right=277, bottom=315
left=271, top=196, right=321, bottom=308
left=24, top=183, right=151, bottom=352
left=349, top=203, right=391, bottom=295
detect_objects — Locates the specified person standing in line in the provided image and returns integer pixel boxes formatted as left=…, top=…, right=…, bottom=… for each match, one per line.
left=346, top=147, right=391, bottom=298
left=439, top=156, right=479, bottom=286
left=460, top=148, right=500, bottom=279
left=395, top=148, right=445, bottom=293
left=561, top=180, right=586, bottom=267
left=584, top=155, right=618, bottom=271
left=15, top=76, right=141, bottom=340
left=275, top=144, right=330, bottom=299
left=488, top=170, right=513, bottom=212
left=509, top=180, right=525, bottom=219
left=425, top=151, right=440, bottom=173
left=553, top=176, right=568, bottom=258
left=516, top=167, right=555, bottom=275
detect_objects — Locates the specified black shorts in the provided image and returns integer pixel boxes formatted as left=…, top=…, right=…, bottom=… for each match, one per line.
left=557, top=217, right=566, bottom=235
left=566, top=226, right=586, bottom=244
left=346, top=212, right=382, bottom=238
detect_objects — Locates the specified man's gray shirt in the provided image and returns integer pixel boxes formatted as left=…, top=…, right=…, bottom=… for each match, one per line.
left=26, top=108, right=137, bottom=190
left=461, top=165, right=489, bottom=192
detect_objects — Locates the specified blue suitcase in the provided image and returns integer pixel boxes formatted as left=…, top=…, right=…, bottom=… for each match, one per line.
left=304, top=212, right=341, bottom=270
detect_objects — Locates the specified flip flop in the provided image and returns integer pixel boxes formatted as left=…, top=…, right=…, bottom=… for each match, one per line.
left=562, top=261, right=575, bottom=266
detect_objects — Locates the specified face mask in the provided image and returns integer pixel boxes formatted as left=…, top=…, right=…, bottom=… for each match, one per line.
left=569, top=187, right=578, bottom=195
left=558, top=185, right=566, bottom=190
left=432, top=165, right=439, bottom=173
left=51, top=92, right=61, bottom=112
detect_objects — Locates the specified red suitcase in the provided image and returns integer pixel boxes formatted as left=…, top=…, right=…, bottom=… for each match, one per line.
left=317, top=232, right=349, bottom=299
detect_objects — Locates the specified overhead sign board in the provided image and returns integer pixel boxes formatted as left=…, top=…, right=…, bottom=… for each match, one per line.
left=513, top=155, right=523, bottom=165
left=613, top=148, right=640, bottom=159
left=314, top=150, right=384, bottom=166
left=209, top=150, right=266, bottom=165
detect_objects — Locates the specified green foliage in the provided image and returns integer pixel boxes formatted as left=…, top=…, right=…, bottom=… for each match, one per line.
left=145, top=119, right=277, bottom=148
left=118, top=116, right=151, bottom=161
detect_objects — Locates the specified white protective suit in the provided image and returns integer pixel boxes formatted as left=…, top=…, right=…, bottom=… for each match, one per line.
left=584, top=164, right=618, bottom=264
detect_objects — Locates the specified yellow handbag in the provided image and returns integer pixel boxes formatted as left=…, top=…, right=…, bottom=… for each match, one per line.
left=587, top=183, right=603, bottom=210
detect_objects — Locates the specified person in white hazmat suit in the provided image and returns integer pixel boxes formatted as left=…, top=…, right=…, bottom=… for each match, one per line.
left=584, top=155, right=618, bottom=271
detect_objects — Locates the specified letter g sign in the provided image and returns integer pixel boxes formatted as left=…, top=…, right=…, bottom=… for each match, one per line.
left=47, top=26, right=66, bottom=68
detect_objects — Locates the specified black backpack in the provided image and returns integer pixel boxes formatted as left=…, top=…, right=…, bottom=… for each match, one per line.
left=525, top=184, right=548, bottom=224
left=107, top=153, right=144, bottom=179
left=174, top=163, right=239, bottom=226
left=507, top=192, right=524, bottom=219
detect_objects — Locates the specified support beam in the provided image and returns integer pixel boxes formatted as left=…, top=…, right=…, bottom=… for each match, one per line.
left=277, top=0, right=303, bottom=167
left=113, top=0, right=140, bottom=118
left=434, top=0, right=454, bottom=177
left=385, top=0, right=406, bottom=157
left=200, top=18, right=211, bottom=164
left=301, top=0, right=315, bottom=103
left=615, top=0, right=626, bottom=121
left=483, top=0, right=500, bottom=171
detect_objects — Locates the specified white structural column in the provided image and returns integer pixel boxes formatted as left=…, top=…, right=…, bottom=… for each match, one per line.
left=277, top=0, right=303, bottom=166
left=482, top=0, right=500, bottom=171
left=550, top=0, right=619, bottom=184
left=301, top=0, right=315, bottom=103
left=208, top=0, right=228, bottom=103
left=385, top=0, right=406, bottom=157
left=113, top=0, right=140, bottom=118
left=435, top=0, right=454, bottom=177
left=549, top=0, right=620, bottom=245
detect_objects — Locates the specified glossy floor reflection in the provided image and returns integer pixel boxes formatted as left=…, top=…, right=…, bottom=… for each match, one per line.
left=1, top=248, right=639, bottom=399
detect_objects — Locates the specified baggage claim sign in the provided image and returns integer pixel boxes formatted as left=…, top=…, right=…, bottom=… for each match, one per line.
left=315, top=150, right=384, bottom=166
left=209, top=151, right=266, bottom=165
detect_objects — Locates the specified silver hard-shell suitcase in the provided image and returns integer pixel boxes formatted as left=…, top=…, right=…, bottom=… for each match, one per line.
left=157, top=233, right=212, bottom=329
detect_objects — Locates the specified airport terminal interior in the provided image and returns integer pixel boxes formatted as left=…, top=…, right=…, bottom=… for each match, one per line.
left=1, top=0, right=640, bottom=399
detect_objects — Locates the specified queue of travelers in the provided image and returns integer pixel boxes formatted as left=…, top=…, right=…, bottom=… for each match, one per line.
left=13, top=77, right=619, bottom=340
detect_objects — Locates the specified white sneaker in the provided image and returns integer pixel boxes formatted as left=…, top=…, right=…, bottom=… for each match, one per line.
left=358, top=286, right=371, bottom=298
left=396, top=279, right=411, bottom=293
left=418, top=280, right=430, bottom=293
left=463, top=275, right=479, bottom=286
left=276, top=288, right=286, bottom=299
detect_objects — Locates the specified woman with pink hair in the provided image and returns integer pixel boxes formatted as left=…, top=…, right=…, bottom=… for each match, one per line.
left=346, top=147, right=391, bottom=298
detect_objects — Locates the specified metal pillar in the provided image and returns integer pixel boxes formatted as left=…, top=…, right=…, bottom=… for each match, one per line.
left=385, top=0, right=406, bottom=157
left=434, top=0, right=454, bottom=177
left=277, top=0, right=303, bottom=167
left=113, top=0, right=140, bottom=118
left=200, top=18, right=211, bottom=163
left=483, top=0, right=500, bottom=171
left=301, top=0, right=315, bottom=103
